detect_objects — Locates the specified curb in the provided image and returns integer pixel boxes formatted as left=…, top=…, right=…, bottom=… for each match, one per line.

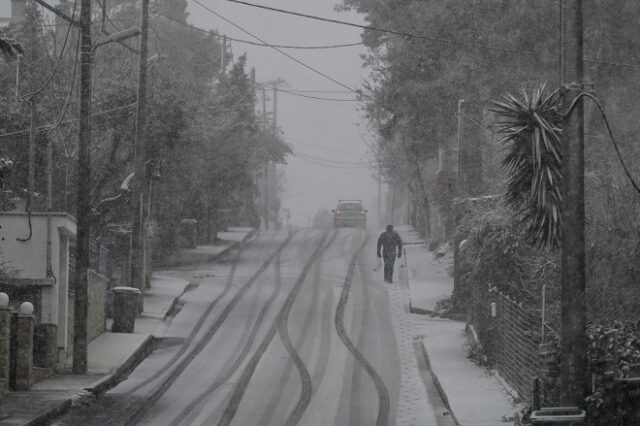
left=87, top=334, right=157, bottom=395
left=25, top=399, right=72, bottom=426
left=159, top=228, right=258, bottom=269
left=418, top=338, right=461, bottom=426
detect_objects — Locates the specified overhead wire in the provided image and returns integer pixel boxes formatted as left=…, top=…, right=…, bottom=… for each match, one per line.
left=0, top=102, right=137, bottom=139
left=21, top=0, right=78, bottom=99
left=293, top=150, right=368, bottom=165
left=278, top=89, right=358, bottom=102
left=563, top=93, right=640, bottom=197
left=226, top=0, right=640, bottom=71
left=225, top=0, right=554, bottom=59
left=286, top=137, right=364, bottom=156
left=191, top=0, right=362, bottom=96
left=157, top=12, right=363, bottom=50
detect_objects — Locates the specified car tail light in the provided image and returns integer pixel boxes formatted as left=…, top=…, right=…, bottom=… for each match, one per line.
left=360, top=210, right=365, bottom=216
left=336, top=210, right=341, bottom=215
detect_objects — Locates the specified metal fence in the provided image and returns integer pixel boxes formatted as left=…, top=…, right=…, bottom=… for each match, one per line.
left=471, top=282, right=548, bottom=399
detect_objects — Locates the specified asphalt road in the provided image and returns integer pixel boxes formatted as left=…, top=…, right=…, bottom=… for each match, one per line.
left=55, top=229, right=449, bottom=426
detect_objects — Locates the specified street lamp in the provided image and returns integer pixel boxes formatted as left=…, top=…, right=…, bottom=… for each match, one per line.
left=95, top=27, right=140, bottom=49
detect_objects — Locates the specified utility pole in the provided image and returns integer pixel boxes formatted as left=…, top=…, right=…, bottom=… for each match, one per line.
left=559, top=0, right=587, bottom=406
left=272, top=83, right=277, bottom=131
left=456, top=99, right=465, bottom=195
left=130, top=0, right=150, bottom=297
left=73, top=0, right=92, bottom=375
left=377, top=167, right=382, bottom=226
left=221, top=35, right=227, bottom=72
left=262, top=86, right=269, bottom=231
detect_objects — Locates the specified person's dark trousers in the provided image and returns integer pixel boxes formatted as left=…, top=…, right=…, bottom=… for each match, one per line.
left=383, top=255, right=396, bottom=282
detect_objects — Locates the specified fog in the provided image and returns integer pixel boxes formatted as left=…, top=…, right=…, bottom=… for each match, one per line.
left=187, top=0, right=377, bottom=227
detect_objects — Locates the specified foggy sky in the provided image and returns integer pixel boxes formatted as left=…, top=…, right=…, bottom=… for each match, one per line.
left=186, top=0, right=379, bottom=227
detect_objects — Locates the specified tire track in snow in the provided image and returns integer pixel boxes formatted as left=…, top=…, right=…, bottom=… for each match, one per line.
left=123, top=232, right=263, bottom=396
left=166, top=253, right=285, bottom=426
left=123, top=231, right=296, bottom=426
left=216, top=230, right=337, bottom=426
left=335, top=235, right=391, bottom=426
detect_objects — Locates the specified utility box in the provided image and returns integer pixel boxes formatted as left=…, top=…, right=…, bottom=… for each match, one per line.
left=111, top=287, right=140, bottom=333
left=531, top=407, right=586, bottom=425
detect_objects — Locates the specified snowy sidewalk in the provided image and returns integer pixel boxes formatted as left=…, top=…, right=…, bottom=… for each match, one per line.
left=392, top=225, right=516, bottom=426
left=416, top=319, right=516, bottom=426
left=0, top=230, right=253, bottom=425
left=396, top=225, right=453, bottom=314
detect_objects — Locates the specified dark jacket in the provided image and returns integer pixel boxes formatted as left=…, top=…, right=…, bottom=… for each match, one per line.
left=377, top=230, right=403, bottom=258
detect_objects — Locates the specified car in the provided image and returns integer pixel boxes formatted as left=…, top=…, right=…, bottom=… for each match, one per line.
left=332, top=200, right=367, bottom=229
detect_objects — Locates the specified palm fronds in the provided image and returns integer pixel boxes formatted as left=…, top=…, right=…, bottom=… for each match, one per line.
left=490, top=83, right=563, bottom=249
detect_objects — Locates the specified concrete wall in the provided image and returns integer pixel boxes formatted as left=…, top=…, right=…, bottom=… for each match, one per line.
left=0, top=212, right=75, bottom=350
left=87, top=270, right=108, bottom=342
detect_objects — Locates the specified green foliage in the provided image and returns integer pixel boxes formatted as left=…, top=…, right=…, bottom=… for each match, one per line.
left=0, top=0, right=290, bottom=263
left=457, top=199, right=558, bottom=301
left=490, top=84, right=563, bottom=249
left=0, top=31, right=23, bottom=60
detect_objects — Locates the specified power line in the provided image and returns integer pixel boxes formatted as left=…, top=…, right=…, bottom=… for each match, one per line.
left=22, top=0, right=78, bottom=99
left=286, top=137, right=364, bottom=156
left=226, top=0, right=640, bottom=71
left=294, top=150, right=367, bottom=165
left=225, top=0, right=553, bottom=59
left=0, top=102, right=137, bottom=139
left=286, top=89, right=353, bottom=94
left=191, top=0, right=361, bottom=95
left=574, top=92, right=640, bottom=197
left=278, top=89, right=358, bottom=102
left=158, top=13, right=363, bottom=50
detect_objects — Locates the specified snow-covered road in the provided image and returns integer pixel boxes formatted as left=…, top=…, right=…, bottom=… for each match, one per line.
left=56, top=229, right=451, bottom=425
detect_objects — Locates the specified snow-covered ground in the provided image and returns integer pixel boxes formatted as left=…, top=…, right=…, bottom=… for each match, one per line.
left=395, top=225, right=517, bottom=426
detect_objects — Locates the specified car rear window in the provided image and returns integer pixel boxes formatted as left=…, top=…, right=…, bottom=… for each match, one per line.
left=338, top=203, right=362, bottom=210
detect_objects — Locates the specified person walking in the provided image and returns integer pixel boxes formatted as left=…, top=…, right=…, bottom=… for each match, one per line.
left=377, top=225, right=403, bottom=283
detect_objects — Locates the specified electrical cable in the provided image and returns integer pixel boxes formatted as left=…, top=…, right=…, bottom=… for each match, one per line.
left=225, top=0, right=554, bottom=59
left=157, top=12, right=364, bottom=50
left=21, top=0, right=78, bottom=99
left=227, top=0, right=640, bottom=71
left=286, top=137, right=364, bottom=156
left=0, top=102, right=137, bottom=139
left=293, top=151, right=367, bottom=165
left=292, top=153, right=369, bottom=169
left=42, top=29, right=81, bottom=133
left=286, top=89, right=353, bottom=94
left=457, top=111, right=497, bottom=138
left=285, top=168, right=361, bottom=199
left=278, top=89, right=358, bottom=102
left=191, top=0, right=362, bottom=95
left=563, top=92, right=640, bottom=197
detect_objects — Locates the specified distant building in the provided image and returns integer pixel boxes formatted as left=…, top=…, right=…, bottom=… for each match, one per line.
left=0, top=0, right=25, bottom=27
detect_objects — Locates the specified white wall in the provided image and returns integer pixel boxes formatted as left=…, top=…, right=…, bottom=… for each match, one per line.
left=0, top=212, right=76, bottom=325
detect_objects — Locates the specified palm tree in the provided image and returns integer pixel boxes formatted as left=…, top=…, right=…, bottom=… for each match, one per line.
left=490, top=83, right=563, bottom=249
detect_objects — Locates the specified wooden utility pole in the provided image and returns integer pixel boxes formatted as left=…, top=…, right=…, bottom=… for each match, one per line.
left=221, top=35, right=227, bottom=72
left=130, top=0, right=150, bottom=296
left=262, top=86, right=269, bottom=231
left=456, top=99, right=465, bottom=194
left=73, top=0, right=92, bottom=374
left=559, top=0, right=587, bottom=405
